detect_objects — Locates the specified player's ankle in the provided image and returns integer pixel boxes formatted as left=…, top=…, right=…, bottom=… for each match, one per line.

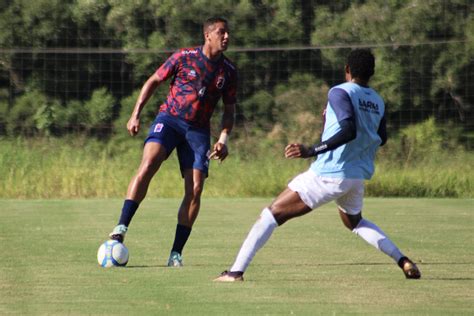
left=397, top=256, right=409, bottom=269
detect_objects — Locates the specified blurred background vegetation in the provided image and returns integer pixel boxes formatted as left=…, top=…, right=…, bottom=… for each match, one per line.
left=0, top=0, right=472, bottom=198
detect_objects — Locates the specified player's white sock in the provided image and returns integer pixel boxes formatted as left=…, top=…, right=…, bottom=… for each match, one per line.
left=352, top=218, right=404, bottom=263
left=230, top=208, right=278, bottom=273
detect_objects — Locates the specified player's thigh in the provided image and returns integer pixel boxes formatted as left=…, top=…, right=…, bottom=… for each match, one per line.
left=335, top=179, right=364, bottom=216
left=269, top=188, right=312, bottom=225
left=288, top=169, right=347, bottom=210
left=145, top=113, right=183, bottom=156
left=142, top=141, right=168, bottom=163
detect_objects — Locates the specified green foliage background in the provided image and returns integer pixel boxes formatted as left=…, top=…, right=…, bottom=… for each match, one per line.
left=0, top=0, right=472, bottom=198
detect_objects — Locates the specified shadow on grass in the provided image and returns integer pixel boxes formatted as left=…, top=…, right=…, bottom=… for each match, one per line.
left=126, top=265, right=168, bottom=268
left=125, top=261, right=474, bottom=281
left=422, top=277, right=474, bottom=281
left=127, top=261, right=473, bottom=268
left=268, top=261, right=474, bottom=281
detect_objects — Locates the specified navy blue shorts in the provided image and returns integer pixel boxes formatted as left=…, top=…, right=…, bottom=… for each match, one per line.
left=145, top=113, right=210, bottom=176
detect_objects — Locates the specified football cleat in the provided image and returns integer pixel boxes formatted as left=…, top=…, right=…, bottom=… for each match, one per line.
left=109, top=224, right=128, bottom=243
left=213, top=270, right=244, bottom=282
left=399, top=257, right=421, bottom=279
left=167, top=251, right=183, bottom=267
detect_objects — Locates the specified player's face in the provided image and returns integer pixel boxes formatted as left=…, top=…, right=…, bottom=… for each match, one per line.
left=206, top=22, right=229, bottom=52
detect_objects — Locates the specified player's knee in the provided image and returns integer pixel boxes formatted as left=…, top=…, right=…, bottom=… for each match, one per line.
left=183, top=185, right=203, bottom=200
left=268, top=206, right=286, bottom=226
left=339, top=208, right=361, bottom=230
left=137, top=159, right=161, bottom=179
left=193, top=183, right=204, bottom=197
left=342, top=220, right=355, bottom=231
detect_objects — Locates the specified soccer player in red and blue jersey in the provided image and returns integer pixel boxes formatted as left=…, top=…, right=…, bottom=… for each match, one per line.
left=107, top=17, right=237, bottom=267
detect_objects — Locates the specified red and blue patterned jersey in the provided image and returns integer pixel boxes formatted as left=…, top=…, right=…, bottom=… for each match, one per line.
left=155, top=46, right=238, bottom=129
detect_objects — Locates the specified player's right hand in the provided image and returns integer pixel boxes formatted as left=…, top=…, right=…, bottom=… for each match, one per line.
left=127, top=117, right=140, bottom=136
left=209, top=142, right=228, bottom=162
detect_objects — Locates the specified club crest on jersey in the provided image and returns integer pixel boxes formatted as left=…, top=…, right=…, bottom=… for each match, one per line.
left=153, top=123, right=164, bottom=133
left=188, top=70, right=197, bottom=80
left=216, top=76, right=225, bottom=89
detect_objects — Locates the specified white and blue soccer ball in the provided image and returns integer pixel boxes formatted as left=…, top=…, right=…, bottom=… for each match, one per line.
left=97, top=240, right=129, bottom=268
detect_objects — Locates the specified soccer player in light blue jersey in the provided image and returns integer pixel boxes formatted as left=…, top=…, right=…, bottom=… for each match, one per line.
left=215, top=49, right=420, bottom=282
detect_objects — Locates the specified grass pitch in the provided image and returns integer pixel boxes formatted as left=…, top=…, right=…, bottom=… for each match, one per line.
left=1, top=198, right=473, bottom=315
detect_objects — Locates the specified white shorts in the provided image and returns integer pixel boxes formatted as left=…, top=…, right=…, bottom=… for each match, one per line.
left=288, top=169, right=364, bottom=215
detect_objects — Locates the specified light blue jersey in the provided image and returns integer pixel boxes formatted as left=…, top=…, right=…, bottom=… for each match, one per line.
left=311, top=82, right=385, bottom=179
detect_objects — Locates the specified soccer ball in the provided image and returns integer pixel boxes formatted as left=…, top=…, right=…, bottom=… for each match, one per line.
left=97, top=240, right=129, bottom=268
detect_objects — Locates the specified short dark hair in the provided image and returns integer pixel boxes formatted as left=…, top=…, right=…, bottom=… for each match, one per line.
left=347, top=49, right=375, bottom=81
left=203, top=17, right=228, bottom=33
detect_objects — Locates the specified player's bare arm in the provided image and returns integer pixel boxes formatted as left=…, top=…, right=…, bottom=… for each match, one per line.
left=210, top=102, right=235, bottom=161
left=127, top=73, right=163, bottom=136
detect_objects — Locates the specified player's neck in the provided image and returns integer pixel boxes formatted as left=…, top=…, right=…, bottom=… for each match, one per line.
left=350, top=78, right=369, bottom=87
left=202, top=44, right=222, bottom=61
left=345, top=71, right=369, bottom=87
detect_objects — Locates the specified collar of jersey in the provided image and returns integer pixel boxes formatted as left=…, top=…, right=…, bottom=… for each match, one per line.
left=198, top=46, right=223, bottom=64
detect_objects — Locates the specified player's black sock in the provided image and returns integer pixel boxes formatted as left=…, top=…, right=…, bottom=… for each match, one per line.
left=397, top=256, right=408, bottom=268
left=228, top=271, right=244, bottom=277
left=118, top=199, right=139, bottom=226
left=171, top=224, right=192, bottom=254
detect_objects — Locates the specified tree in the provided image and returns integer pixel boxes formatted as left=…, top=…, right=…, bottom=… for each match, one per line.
left=311, top=0, right=473, bottom=131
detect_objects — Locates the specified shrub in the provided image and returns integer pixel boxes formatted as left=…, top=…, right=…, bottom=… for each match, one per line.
left=7, top=90, right=48, bottom=136
left=84, top=87, right=115, bottom=135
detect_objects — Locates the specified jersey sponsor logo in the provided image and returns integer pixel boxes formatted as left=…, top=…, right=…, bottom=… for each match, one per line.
left=358, top=99, right=380, bottom=115
left=153, top=123, right=164, bottom=133
left=216, top=76, right=225, bottom=89
left=182, top=49, right=198, bottom=55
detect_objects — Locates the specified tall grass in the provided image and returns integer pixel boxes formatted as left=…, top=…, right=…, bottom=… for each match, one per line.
left=0, top=137, right=472, bottom=198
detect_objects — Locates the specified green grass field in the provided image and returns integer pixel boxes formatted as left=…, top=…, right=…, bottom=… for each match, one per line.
left=1, top=198, right=473, bottom=315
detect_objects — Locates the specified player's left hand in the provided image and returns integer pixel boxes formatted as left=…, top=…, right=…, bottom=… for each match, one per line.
left=210, top=142, right=228, bottom=162
left=285, top=143, right=312, bottom=159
